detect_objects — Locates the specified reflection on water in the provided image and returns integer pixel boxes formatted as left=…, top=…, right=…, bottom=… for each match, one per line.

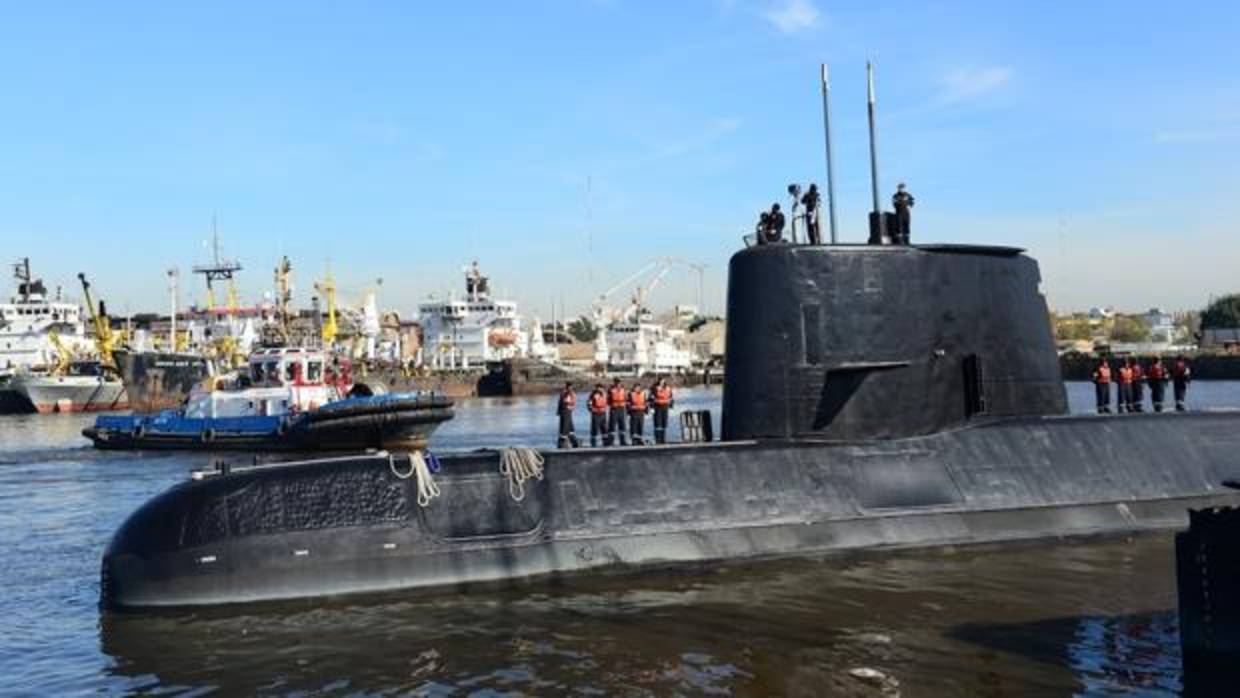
left=4, top=383, right=1240, bottom=694
left=95, top=536, right=1185, bottom=696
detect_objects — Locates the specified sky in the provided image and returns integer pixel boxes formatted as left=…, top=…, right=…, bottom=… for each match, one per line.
left=0, top=1, right=1236, bottom=319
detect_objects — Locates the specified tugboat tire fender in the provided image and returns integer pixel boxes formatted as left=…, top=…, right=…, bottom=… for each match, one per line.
left=131, top=423, right=146, bottom=439
left=200, top=428, right=216, bottom=444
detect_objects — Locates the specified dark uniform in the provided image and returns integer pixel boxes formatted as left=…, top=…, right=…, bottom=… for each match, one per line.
left=1092, top=362, right=1112, bottom=414
left=628, top=384, right=648, bottom=445
left=1117, top=363, right=1134, bottom=414
left=1172, top=357, right=1191, bottom=411
left=1148, top=359, right=1168, bottom=412
left=556, top=385, right=579, bottom=448
left=652, top=380, right=673, bottom=444
left=892, top=185, right=914, bottom=245
left=1130, top=361, right=1146, bottom=412
left=588, top=387, right=608, bottom=447
left=756, top=212, right=773, bottom=244
left=607, top=380, right=628, bottom=446
left=801, top=184, right=821, bottom=245
left=769, top=204, right=786, bottom=242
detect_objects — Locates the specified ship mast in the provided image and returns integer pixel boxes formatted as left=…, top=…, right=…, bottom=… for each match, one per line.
left=192, top=218, right=243, bottom=315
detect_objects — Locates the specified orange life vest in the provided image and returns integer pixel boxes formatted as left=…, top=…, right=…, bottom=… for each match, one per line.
left=628, top=390, right=647, bottom=411
left=1149, top=363, right=1166, bottom=381
left=653, top=385, right=673, bottom=407
left=1118, top=366, right=1134, bottom=385
left=589, top=392, right=608, bottom=414
left=608, top=386, right=627, bottom=408
left=1094, top=364, right=1111, bottom=384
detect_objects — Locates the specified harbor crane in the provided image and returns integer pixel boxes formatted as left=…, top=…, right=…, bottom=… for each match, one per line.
left=591, top=257, right=708, bottom=328
left=77, top=272, right=117, bottom=366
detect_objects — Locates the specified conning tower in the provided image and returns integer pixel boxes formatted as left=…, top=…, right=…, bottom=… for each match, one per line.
left=722, top=243, right=1067, bottom=441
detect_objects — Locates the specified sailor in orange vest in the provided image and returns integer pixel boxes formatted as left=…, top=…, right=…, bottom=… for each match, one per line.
left=606, top=378, right=628, bottom=446
left=1116, top=361, right=1134, bottom=414
left=650, top=376, right=674, bottom=444
left=1128, top=357, right=1146, bottom=413
left=1092, top=359, right=1112, bottom=414
left=588, top=383, right=609, bottom=447
left=556, top=381, right=580, bottom=448
left=627, top=382, right=649, bottom=445
left=1147, top=357, right=1168, bottom=413
left=1172, top=355, right=1192, bottom=411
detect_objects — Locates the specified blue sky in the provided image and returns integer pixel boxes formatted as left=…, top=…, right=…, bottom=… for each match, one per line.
left=0, top=1, right=1236, bottom=318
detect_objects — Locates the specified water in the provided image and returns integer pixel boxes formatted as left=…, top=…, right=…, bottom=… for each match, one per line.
left=2, top=383, right=1239, bottom=696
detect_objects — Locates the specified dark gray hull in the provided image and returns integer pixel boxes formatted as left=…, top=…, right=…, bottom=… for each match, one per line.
left=102, top=410, right=1240, bottom=609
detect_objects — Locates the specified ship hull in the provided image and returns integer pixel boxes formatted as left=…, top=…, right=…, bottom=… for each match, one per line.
left=12, top=374, right=128, bottom=413
left=114, top=350, right=211, bottom=412
left=101, top=410, right=1240, bottom=609
left=84, top=395, right=454, bottom=452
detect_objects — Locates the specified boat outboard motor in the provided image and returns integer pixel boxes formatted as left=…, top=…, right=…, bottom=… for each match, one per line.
left=722, top=244, right=1067, bottom=441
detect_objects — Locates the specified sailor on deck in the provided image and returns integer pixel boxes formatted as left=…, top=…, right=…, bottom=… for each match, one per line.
left=651, top=377, right=674, bottom=444
left=1148, top=357, right=1168, bottom=412
left=588, top=384, right=608, bottom=447
left=627, top=382, right=649, bottom=445
left=1173, top=355, right=1192, bottom=411
left=1129, top=358, right=1146, bottom=412
left=607, top=378, right=628, bottom=446
left=1092, top=359, right=1112, bottom=414
left=1117, top=361, right=1134, bottom=413
left=556, top=381, right=580, bottom=448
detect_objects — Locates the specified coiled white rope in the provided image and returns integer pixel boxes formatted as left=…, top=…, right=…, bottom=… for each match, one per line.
left=390, top=452, right=441, bottom=507
left=498, top=447, right=545, bottom=501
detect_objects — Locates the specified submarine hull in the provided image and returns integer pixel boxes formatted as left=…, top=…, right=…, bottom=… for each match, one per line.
left=102, top=411, right=1240, bottom=609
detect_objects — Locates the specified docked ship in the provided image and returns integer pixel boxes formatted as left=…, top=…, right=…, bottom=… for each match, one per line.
left=10, top=360, right=128, bottom=413
left=417, top=262, right=529, bottom=371
left=113, top=349, right=213, bottom=413
left=0, top=258, right=94, bottom=413
left=86, top=346, right=453, bottom=451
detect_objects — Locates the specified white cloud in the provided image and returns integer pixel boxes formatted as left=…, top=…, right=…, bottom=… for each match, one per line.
left=1154, top=129, right=1234, bottom=144
left=937, top=66, right=1013, bottom=105
left=657, top=116, right=742, bottom=157
left=762, top=0, right=821, bottom=33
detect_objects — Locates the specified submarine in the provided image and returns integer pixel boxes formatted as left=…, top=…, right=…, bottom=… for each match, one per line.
left=100, top=235, right=1240, bottom=608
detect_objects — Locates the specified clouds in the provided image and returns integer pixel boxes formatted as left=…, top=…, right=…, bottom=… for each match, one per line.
left=762, top=0, right=821, bottom=33
left=937, top=66, right=1013, bottom=106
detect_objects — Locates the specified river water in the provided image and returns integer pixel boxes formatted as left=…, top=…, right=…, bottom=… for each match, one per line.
left=2, top=383, right=1239, bottom=696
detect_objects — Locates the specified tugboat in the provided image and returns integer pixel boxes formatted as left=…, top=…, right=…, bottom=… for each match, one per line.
left=84, top=347, right=454, bottom=451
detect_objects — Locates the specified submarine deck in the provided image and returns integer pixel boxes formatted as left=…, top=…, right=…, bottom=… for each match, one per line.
left=102, top=409, right=1240, bottom=608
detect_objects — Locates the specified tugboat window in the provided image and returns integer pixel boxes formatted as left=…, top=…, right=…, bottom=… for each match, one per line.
left=307, top=360, right=323, bottom=382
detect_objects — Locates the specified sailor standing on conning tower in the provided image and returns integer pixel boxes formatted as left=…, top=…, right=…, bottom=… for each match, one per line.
left=892, top=183, right=914, bottom=244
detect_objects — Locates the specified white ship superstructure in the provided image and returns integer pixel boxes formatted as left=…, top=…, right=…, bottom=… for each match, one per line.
left=601, top=311, right=693, bottom=375
left=0, top=258, right=90, bottom=372
left=418, top=262, right=528, bottom=370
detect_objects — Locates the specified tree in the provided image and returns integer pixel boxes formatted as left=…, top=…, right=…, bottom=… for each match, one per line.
left=566, top=316, right=598, bottom=342
left=1110, top=316, right=1151, bottom=343
left=1053, top=314, right=1093, bottom=342
left=1201, top=294, right=1240, bottom=330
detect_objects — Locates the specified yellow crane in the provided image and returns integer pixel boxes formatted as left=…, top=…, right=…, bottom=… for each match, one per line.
left=46, top=330, right=74, bottom=376
left=314, top=264, right=339, bottom=347
left=77, top=272, right=117, bottom=366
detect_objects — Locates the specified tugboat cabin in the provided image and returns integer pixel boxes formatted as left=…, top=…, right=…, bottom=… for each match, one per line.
left=183, top=348, right=350, bottom=419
